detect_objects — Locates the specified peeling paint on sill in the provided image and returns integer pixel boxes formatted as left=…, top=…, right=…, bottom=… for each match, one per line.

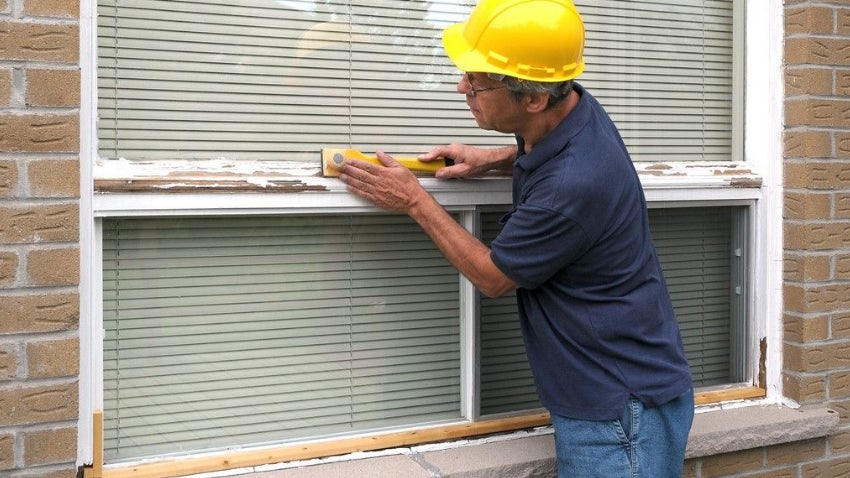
left=94, top=159, right=764, bottom=193
left=95, top=158, right=331, bottom=193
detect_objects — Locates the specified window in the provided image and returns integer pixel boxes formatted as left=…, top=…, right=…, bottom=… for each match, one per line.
left=96, top=0, right=736, bottom=163
left=85, top=0, right=759, bottom=472
left=100, top=205, right=748, bottom=462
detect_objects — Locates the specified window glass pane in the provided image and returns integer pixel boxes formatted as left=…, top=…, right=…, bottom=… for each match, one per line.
left=102, top=214, right=462, bottom=462
left=478, top=208, right=540, bottom=416
left=650, top=206, right=747, bottom=387
left=478, top=205, right=746, bottom=416
left=97, top=0, right=734, bottom=163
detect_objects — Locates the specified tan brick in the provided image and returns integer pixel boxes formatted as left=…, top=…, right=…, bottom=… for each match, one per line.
left=0, top=204, right=79, bottom=243
left=784, top=223, right=850, bottom=250
left=786, top=37, right=850, bottom=66
left=739, top=467, right=796, bottom=478
left=784, top=161, right=810, bottom=188
left=22, top=426, right=76, bottom=466
left=784, top=161, right=850, bottom=190
left=0, top=69, right=10, bottom=108
left=27, top=159, right=79, bottom=198
left=828, top=343, right=850, bottom=369
left=830, top=398, right=850, bottom=424
left=785, top=131, right=833, bottom=158
left=24, top=0, right=79, bottom=18
left=829, top=428, right=850, bottom=455
left=838, top=193, right=850, bottom=218
left=784, top=313, right=830, bottom=342
left=802, top=284, right=850, bottom=312
left=832, top=371, right=850, bottom=399
left=0, top=383, right=78, bottom=426
left=0, top=343, right=17, bottom=381
left=782, top=342, right=850, bottom=372
left=0, top=433, right=12, bottom=471
left=0, top=22, right=78, bottom=62
left=783, top=342, right=818, bottom=372
left=787, top=68, right=834, bottom=96
left=26, top=337, right=78, bottom=379
left=0, top=251, right=18, bottom=286
left=836, top=134, right=850, bottom=157
left=700, top=447, right=764, bottom=477
left=26, top=247, right=79, bottom=286
left=0, top=159, right=18, bottom=197
left=834, top=313, right=850, bottom=338
left=0, top=293, right=78, bottom=334
left=767, top=438, right=827, bottom=466
left=840, top=8, right=850, bottom=36
left=787, top=6, right=835, bottom=36
left=786, top=98, right=850, bottom=128
left=0, top=114, right=79, bottom=153
left=837, top=70, right=850, bottom=96
left=26, top=69, right=80, bottom=107
left=784, top=192, right=833, bottom=220
left=802, top=456, right=850, bottom=477
left=784, top=253, right=831, bottom=281
left=784, top=283, right=806, bottom=313
left=783, top=372, right=827, bottom=403
left=837, top=253, right=850, bottom=280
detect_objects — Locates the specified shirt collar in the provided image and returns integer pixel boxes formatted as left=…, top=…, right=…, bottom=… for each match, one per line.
left=515, top=82, right=591, bottom=173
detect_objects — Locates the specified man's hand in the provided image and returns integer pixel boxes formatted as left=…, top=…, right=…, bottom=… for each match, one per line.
left=337, top=150, right=431, bottom=213
left=419, top=144, right=517, bottom=179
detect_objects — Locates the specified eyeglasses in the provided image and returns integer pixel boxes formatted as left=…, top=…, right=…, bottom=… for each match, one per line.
left=462, top=73, right=507, bottom=97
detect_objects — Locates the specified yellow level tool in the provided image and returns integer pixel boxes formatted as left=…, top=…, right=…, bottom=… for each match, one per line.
left=321, top=148, right=446, bottom=177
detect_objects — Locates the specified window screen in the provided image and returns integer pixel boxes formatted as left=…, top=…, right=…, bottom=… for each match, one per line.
left=97, top=0, right=735, bottom=163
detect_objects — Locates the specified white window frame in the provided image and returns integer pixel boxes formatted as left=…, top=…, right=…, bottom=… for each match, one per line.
left=77, top=0, right=785, bottom=468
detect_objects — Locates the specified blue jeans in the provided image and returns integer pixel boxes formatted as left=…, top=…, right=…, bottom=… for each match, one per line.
left=551, top=390, right=694, bottom=478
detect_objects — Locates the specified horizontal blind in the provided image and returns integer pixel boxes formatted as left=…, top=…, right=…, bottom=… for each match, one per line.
left=649, top=207, right=736, bottom=387
left=478, top=208, right=540, bottom=416
left=577, top=0, right=735, bottom=161
left=97, top=0, right=508, bottom=162
left=97, top=0, right=734, bottom=163
left=102, top=214, right=461, bottom=462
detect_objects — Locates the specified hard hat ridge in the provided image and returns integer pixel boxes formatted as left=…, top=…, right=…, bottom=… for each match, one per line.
left=442, top=0, right=586, bottom=82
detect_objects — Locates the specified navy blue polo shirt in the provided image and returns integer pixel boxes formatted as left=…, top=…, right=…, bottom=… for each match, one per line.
left=490, top=83, right=692, bottom=421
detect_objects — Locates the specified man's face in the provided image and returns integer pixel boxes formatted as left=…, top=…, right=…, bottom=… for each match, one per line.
left=458, top=72, right=527, bottom=135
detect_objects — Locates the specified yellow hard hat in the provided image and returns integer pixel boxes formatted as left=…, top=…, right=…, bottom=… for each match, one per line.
left=442, top=0, right=585, bottom=82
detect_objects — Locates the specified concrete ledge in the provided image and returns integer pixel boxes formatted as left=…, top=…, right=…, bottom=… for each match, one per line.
left=207, top=405, right=839, bottom=478
left=685, top=405, right=839, bottom=458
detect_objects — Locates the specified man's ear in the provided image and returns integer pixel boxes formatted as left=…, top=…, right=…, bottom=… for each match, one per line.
left=525, top=92, right=550, bottom=113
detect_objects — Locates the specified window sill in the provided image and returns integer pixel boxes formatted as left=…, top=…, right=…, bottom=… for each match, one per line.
left=93, top=405, right=839, bottom=478
left=685, top=404, right=839, bottom=458
left=91, top=159, right=762, bottom=217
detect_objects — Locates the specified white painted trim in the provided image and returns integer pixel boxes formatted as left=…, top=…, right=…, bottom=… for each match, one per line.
left=744, top=0, right=785, bottom=404
left=77, top=0, right=97, bottom=466
left=459, top=210, right=479, bottom=421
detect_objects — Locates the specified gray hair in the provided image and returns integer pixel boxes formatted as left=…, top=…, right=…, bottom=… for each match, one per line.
left=486, top=73, right=573, bottom=109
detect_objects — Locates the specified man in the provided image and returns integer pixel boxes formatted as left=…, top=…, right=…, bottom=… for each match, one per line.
left=336, top=1, right=693, bottom=476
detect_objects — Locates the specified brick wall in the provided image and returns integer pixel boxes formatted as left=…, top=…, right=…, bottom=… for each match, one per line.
left=0, top=0, right=81, bottom=476
left=783, top=0, right=850, bottom=475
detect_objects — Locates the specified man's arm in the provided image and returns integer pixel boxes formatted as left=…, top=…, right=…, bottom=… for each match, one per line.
left=338, top=150, right=517, bottom=298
